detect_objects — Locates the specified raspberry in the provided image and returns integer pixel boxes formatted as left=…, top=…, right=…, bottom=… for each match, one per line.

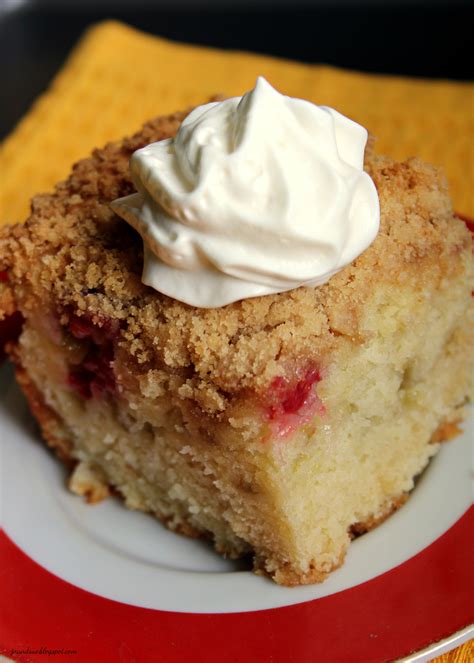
left=66, top=313, right=117, bottom=399
left=0, top=311, right=24, bottom=363
left=264, top=365, right=324, bottom=439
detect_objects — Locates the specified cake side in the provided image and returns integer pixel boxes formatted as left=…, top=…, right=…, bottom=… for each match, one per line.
left=0, top=107, right=472, bottom=585
left=5, top=269, right=472, bottom=584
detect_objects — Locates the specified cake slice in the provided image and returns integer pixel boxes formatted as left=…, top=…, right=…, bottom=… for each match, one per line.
left=0, top=108, right=472, bottom=585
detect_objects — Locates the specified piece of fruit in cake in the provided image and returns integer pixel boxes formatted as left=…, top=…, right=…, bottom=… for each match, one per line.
left=263, top=364, right=324, bottom=438
left=0, top=271, right=24, bottom=362
left=66, top=313, right=118, bottom=400
left=0, top=311, right=24, bottom=362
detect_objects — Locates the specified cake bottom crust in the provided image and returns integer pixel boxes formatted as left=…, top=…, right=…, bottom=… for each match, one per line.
left=10, top=346, right=74, bottom=467
left=253, top=490, right=412, bottom=585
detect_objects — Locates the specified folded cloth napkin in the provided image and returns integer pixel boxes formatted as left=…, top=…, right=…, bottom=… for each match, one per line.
left=0, top=20, right=472, bottom=227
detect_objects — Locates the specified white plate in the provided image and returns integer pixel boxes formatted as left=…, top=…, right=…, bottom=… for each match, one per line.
left=0, top=362, right=472, bottom=614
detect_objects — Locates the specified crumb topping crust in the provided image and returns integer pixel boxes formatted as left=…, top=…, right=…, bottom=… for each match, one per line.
left=0, top=107, right=471, bottom=400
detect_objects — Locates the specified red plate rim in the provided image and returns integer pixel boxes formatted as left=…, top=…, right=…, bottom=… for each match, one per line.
left=0, top=507, right=472, bottom=663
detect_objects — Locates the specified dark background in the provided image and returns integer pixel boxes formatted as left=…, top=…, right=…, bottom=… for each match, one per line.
left=1, top=0, right=473, bottom=140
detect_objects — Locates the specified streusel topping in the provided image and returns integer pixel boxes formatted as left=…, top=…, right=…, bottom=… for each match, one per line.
left=0, top=106, right=470, bottom=400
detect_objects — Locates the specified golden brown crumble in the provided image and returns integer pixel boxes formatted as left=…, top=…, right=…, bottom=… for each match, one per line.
left=0, top=106, right=471, bottom=406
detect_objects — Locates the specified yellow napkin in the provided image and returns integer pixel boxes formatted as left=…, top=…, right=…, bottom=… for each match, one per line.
left=0, top=22, right=472, bottom=661
left=1, top=20, right=473, bottom=227
left=437, top=639, right=473, bottom=663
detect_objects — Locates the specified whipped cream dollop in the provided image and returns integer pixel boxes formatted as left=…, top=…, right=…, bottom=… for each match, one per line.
left=111, top=77, right=379, bottom=307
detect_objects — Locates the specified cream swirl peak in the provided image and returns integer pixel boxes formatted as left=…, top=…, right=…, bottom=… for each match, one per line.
left=111, top=77, right=380, bottom=307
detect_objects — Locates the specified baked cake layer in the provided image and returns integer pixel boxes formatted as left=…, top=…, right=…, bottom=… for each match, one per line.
left=0, top=109, right=472, bottom=585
